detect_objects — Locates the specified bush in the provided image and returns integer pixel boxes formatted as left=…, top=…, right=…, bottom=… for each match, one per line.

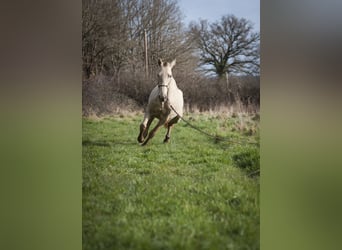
left=82, top=74, right=142, bottom=116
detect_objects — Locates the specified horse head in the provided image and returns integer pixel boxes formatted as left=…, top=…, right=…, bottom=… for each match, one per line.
left=157, top=58, right=176, bottom=103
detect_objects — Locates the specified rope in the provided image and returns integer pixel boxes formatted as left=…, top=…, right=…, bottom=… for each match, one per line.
left=247, top=169, right=260, bottom=177
left=170, top=105, right=259, bottom=146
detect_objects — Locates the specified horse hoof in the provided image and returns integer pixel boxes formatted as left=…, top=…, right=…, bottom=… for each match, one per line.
left=143, top=131, right=148, bottom=138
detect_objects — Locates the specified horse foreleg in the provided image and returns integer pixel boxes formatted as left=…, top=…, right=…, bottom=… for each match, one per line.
left=144, top=117, right=154, bottom=138
left=138, top=117, right=154, bottom=143
left=163, top=116, right=180, bottom=143
left=137, top=123, right=145, bottom=143
left=141, top=119, right=165, bottom=146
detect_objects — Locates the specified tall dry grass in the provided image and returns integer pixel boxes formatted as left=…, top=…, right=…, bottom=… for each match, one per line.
left=82, top=73, right=259, bottom=117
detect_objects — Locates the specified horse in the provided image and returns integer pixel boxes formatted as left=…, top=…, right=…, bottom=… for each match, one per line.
left=137, top=58, right=184, bottom=146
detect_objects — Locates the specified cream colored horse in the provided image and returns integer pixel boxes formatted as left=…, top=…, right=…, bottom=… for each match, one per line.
left=138, top=59, right=184, bottom=146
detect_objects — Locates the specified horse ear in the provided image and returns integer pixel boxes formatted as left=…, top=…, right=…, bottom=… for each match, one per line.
left=158, top=58, right=163, bottom=66
left=170, top=59, right=176, bottom=68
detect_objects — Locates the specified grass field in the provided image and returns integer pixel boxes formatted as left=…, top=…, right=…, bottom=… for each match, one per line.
left=83, top=113, right=260, bottom=250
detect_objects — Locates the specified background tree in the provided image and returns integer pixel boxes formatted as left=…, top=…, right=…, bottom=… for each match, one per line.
left=82, top=0, right=192, bottom=79
left=189, top=15, right=260, bottom=77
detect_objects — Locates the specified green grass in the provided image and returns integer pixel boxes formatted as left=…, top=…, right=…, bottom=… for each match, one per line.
left=83, top=113, right=259, bottom=250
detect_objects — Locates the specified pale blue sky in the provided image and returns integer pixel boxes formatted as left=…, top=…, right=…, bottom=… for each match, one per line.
left=178, top=0, right=260, bottom=32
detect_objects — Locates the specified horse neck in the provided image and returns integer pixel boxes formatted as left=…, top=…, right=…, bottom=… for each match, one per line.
left=169, top=78, right=178, bottom=89
left=167, top=79, right=178, bottom=103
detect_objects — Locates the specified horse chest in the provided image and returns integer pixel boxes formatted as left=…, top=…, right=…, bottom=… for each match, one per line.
left=149, top=101, right=171, bottom=118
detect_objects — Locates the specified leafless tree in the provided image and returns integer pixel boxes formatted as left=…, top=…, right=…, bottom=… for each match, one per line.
left=82, top=0, right=192, bottom=79
left=189, top=15, right=260, bottom=77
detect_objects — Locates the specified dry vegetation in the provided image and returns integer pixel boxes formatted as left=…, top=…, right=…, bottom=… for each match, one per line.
left=82, top=72, right=259, bottom=116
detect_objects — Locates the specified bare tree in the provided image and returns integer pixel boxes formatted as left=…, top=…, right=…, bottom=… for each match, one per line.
left=189, top=15, right=260, bottom=77
left=82, top=0, right=120, bottom=78
left=82, top=0, right=192, bottom=79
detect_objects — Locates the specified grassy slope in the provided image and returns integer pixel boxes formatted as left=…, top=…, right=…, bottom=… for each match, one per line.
left=83, top=114, right=259, bottom=250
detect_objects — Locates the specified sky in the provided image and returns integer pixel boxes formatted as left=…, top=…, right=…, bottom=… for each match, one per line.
left=178, top=0, right=260, bottom=32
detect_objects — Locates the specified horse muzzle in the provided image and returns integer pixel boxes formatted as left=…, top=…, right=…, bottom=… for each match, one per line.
left=159, top=95, right=167, bottom=102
